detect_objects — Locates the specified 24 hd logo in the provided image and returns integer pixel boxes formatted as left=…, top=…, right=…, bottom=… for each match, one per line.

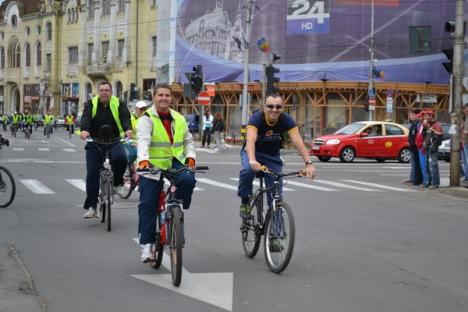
left=287, top=0, right=330, bottom=34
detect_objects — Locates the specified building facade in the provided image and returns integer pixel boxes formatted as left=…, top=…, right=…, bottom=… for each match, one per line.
left=0, top=0, right=158, bottom=116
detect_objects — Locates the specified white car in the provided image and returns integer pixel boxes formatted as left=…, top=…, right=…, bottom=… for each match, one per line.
left=438, top=139, right=450, bottom=162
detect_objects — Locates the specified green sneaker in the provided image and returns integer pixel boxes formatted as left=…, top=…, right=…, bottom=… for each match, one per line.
left=239, top=203, right=252, bottom=219
left=269, top=238, right=283, bottom=253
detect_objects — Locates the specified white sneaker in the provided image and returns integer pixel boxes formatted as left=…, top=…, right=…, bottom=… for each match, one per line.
left=141, top=244, right=155, bottom=263
left=83, top=207, right=97, bottom=219
left=115, top=184, right=129, bottom=197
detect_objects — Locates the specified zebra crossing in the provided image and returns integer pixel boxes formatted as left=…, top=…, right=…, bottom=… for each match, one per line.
left=18, top=177, right=415, bottom=195
left=11, top=147, right=78, bottom=153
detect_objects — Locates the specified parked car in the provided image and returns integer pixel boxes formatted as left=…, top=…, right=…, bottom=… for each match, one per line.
left=438, top=139, right=451, bottom=162
left=310, top=121, right=411, bottom=163
left=55, top=117, right=65, bottom=127
left=185, top=114, right=200, bottom=134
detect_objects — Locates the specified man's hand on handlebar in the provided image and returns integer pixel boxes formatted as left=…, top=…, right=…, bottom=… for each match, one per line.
left=80, top=130, right=90, bottom=141
left=125, top=130, right=133, bottom=140
left=300, top=164, right=316, bottom=179
left=185, top=157, right=196, bottom=169
left=138, top=160, right=152, bottom=170
left=249, top=159, right=262, bottom=172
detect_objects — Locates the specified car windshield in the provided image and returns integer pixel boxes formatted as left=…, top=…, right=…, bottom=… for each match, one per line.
left=335, top=123, right=365, bottom=135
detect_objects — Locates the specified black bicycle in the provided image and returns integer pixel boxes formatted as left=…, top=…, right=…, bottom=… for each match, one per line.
left=87, top=134, right=122, bottom=232
left=138, top=165, right=208, bottom=287
left=0, top=138, right=15, bottom=208
left=240, top=166, right=301, bottom=273
left=118, top=163, right=138, bottom=199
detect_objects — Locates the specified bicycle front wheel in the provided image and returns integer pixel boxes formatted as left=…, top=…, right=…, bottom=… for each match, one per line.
left=106, top=177, right=113, bottom=231
left=118, top=165, right=136, bottom=199
left=168, top=206, right=183, bottom=286
left=241, top=198, right=262, bottom=258
left=0, top=166, right=16, bottom=208
left=264, top=202, right=295, bottom=274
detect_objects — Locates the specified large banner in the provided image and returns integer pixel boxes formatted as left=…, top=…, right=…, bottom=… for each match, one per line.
left=174, top=0, right=459, bottom=84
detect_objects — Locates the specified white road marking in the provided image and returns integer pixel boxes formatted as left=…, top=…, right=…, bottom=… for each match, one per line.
left=342, top=180, right=414, bottom=192
left=229, top=178, right=296, bottom=191
left=59, top=138, right=75, bottom=147
left=62, top=148, right=76, bottom=152
left=314, top=179, right=380, bottom=192
left=38, top=148, right=50, bottom=151
left=195, top=147, right=218, bottom=154
left=12, top=148, right=24, bottom=151
left=286, top=180, right=336, bottom=191
left=19, top=179, right=54, bottom=194
left=66, top=179, right=86, bottom=192
left=196, top=178, right=237, bottom=191
left=131, top=238, right=233, bottom=311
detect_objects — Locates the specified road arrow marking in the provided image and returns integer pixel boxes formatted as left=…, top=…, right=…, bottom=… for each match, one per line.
left=130, top=238, right=233, bottom=311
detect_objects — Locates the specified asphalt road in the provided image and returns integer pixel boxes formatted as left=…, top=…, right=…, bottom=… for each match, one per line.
left=1, top=128, right=467, bottom=312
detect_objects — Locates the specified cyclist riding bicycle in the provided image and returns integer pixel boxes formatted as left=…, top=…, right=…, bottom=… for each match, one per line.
left=79, top=81, right=133, bottom=219
left=11, top=112, right=19, bottom=134
left=24, top=110, right=34, bottom=134
left=136, top=83, right=196, bottom=263
left=43, top=111, right=55, bottom=135
left=66, top=112, right=75, bottom=135
left=237, top=94, right=316, bottom=233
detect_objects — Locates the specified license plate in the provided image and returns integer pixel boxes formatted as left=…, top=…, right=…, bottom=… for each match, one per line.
left=312, top=145, right=320, bottom=150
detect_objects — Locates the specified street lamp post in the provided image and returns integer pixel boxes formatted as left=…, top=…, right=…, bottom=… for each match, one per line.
left=241, top=0, right=255, bottom=138
left=368, top=0, right=375, bottom=121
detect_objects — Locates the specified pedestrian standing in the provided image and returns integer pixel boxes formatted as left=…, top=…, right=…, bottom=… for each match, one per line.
left=201, top=109, right=213, bottom=148
left=405, top=109, right=422, bottom=185
left=461, top=103, right=468, bottom=185
left=423, top=110, right=444, bottom=189
left=213, top=112, right=225, bottom=151
left=415, top=111, right=430, bottom=188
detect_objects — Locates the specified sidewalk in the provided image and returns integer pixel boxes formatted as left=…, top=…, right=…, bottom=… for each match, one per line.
left=0, top=244, right=45, bottom=312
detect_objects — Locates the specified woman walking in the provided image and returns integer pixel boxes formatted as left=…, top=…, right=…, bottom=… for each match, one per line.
left=213, top=112, right=225, bottom=151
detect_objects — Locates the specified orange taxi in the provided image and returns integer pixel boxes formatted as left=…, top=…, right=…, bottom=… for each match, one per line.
left=310, top=121, right=410, bottom=163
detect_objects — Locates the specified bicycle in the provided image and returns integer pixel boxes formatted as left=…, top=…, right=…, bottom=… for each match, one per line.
left=86, top=135, right=122, bottom=232
left=240, top=166, right=301, bottom=273
left=138, top=165, right=208, bottom=287
left=44, top=124, right=52, bottom=138
left=118, top=163, right=138, bottom=199
left=0, top=138, right=15, bottom=208
left=68, top=124, right=74, bottom=139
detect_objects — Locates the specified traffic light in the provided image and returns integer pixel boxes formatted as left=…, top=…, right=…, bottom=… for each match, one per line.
left=442, top=48, right=453, bottom=74
left=190, top=65, right=203, bottom=94
left=265, top=64, right=280, bottom=95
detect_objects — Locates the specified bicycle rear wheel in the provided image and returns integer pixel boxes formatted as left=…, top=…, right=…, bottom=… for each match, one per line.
left=168, top=206, right=183, bottom=286
left=118, top=165, right=137, bottom=199
left=241, top=198, right=262, bottom=258
left=263, top=202, right=295, bottom=273
left=151, top=222, right=165, bottom=270
left=0, top=166, right=16, bottom=208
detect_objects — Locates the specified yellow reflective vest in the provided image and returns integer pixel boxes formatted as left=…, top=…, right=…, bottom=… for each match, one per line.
left=66, top=115, right=74, bottom=125
left=91, top=95, right=124, bottom=136
left=147, top=109, right=187, bottom=170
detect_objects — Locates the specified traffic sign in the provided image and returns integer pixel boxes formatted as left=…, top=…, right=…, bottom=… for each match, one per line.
left=197, top=91, right=210, bottom=105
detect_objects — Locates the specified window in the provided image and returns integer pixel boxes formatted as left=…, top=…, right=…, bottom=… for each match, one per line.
left=8, top=39, right=20, bottom=68
left=68, top=47, right=78, bottom=64
left=365, top=125, right=383, bottom=137
left=87, top=43, right=93, bottom=65
left=102, top=0, right=110, bottom=16
left=46, top=22, right=52, bottom=41
left=46, top=53, right=51, bottom=72
left=115, top=81, right=123, bottom=98
left=385, top=124, right=404, bottom=136
left=0, top=47, right=4, bottom=69
left=117, top=39, right=124, bottom=58
left=118, top=0, right=125, bottom=12
left=11, top=15, right=17, bottom=27
left=152, top=36, right=157, bottom=57
left=25, top=43, right=31, bottom=67
left=101, top=41, right=109, bottom=62
left=36, top=43, right=42, bottom=66
left=88, top=0, right=95, bottom=19
left=37, top=25, right=41, bottom=34
left=26, top=26, right=30, bottom=36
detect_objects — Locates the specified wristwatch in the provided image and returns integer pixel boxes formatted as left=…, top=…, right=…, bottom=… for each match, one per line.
left=305, top=160, right=313, bottom=166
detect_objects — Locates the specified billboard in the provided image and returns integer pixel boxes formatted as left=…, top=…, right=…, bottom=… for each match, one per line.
left=174, top=0, right=459, bottom=84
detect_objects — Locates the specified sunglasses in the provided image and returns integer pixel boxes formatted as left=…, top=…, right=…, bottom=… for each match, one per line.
left=266, top=105, right=283, bottom=110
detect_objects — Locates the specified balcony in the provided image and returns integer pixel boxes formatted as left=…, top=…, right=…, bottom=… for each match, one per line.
left=86, top=62, right=112, bottom=80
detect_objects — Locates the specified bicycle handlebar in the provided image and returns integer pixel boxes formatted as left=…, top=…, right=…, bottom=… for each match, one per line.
left=137, top=166, right=209, bottom=176
left=259, top=165, right=302, bottom=179
left=86, top=137, right=126, bottom=145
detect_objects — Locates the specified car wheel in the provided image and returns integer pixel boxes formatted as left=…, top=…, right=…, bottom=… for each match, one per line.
left=375, top=158, right=385, bottom=163
left=339, top=146, right=355, bottom=163
left=318, top=156, right=331, bottom=162
left=398, top=148, right=411, bottom=163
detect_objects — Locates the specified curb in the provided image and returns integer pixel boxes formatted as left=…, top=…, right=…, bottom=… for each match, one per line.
left=435, top=186, right=468, bottom=199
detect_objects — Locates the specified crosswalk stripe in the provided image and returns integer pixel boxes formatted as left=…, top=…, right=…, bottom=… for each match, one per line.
left=163, top=180, right=204, bottom=191
left=195, top=148, right=218, bottom=154
left=286, top=180, right=336, bottom=192
left=12, top=147, right=24, bottom=151
left=62, top=148, right=76, bottom=152
left=66, top=179, right=86, bottom=192
left=229, top=178, right=296, bottom=191
left=38, top=148, right=50, bottom=151
left=197, top=178, right=237, bottom=190
left=19, top=179, right=54, bottom=194
left=342, top=180, right=413, bottom=192
left=314, top=179, right=380, bottom=192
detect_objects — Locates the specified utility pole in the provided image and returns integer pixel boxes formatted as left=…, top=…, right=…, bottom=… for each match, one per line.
left=367, top=0, right=375, bottom=121
left=449, top=0, right=464, bottom=186
left=241, top=0, right=254, bottom=138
